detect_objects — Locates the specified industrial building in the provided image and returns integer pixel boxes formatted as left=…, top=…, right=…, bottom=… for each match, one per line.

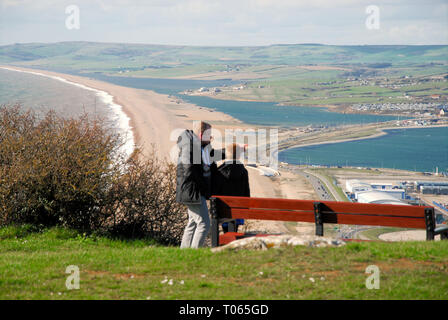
left=420, top=186, right=448, bottom=195
left=370, top=182, right=394, bottom=190
left=346, top=180, right=406, bottom=200
left=345, top=180, right=371, bottom=193
left=356, top=191, right=409, bottom=205
left=416, top=181, right=448, bottom=195
left=345, top=180, right=406, bottom=204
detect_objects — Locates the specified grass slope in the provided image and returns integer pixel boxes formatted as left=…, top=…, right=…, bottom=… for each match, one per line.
left=1, top=42, right=446, bottom=107
left=1, top=226, right=447, bottom=300
left=1, top=42, right=447, bottom=73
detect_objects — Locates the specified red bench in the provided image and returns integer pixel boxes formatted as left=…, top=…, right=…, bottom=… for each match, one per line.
left=209, top=196, right=448, bottom=247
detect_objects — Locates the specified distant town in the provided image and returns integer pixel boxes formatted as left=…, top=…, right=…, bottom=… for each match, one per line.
left=182, top=73, right=448, bottom=118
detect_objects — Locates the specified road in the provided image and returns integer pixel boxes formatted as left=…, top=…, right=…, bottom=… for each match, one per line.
left=296, top=170, right=334, bottom=201
left=306, top=170, right=348, bottom=202
left=297, top=168, right=374, bottom=239
left=283, top=165, right=380, bottom=239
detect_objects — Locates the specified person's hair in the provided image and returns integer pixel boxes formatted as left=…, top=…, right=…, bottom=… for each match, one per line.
left=226, top=143, right=242, bottom=161
left=192, top=121, right=211, bottom=136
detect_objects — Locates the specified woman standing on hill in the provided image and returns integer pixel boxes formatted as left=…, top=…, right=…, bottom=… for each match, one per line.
left=213, top=143, right=250, bottom=233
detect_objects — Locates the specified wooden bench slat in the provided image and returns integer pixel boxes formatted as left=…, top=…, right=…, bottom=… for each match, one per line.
left=330, top=214, right=426, bottom=229
left=215, top=196, right=315, bottom=211
left=319, top=201, right=431, bottom=218
left=214, top=196, right=431, bottom=218
left=227, top=208, right=315, bottom=223
left=223, top=208, right=426, bottom=228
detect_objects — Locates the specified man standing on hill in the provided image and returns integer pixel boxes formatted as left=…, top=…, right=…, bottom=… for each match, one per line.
left=176, top=121, right=222, bottom=248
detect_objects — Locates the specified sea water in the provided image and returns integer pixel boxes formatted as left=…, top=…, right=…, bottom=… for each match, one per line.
left=0, top=68, right=135, bottom=159
left=278, top=127, right=448, bottom=173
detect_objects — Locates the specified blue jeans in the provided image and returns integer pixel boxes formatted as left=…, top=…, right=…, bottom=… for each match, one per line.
left=180, top=196, right=210, bottom=248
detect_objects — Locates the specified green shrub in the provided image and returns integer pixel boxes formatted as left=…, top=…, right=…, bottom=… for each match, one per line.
left=0, top=104, right=122, bottom=230
left=0, top=104, right=187, bottom=244
left=103, top=150, right=188, bottom=245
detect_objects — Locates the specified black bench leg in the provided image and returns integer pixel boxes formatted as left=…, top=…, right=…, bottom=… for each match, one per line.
left=424, top=208, right=435, bottom=241
left=314, top=202, right=324, bottom=236
left=211, top=218, right=219, bottom=247
left=210, top=197, right=219, bottom=247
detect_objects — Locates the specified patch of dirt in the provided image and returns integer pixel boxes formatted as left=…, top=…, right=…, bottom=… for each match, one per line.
left=298, top=65, right=351, bottom=71
left=379, top=230, right=427, bottom=242
left=352, top=258, right=446, bottom=272
left=85, top=270, right=145, bottom=280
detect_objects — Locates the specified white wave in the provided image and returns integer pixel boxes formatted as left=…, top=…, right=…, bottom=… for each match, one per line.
left=0, top=66, right=135, bottom=161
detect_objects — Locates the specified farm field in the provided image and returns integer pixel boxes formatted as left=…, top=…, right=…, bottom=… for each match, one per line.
left=1, top=42, right=447, bottom=109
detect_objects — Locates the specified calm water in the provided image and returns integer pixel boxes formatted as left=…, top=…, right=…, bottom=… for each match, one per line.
left=179, top=95, right=399, bottom=127
left=81, top=72, right=397, bottom=127
left=78, top=72, right=238, bottom=96
left=0, top=68, right=135, bottom=158
left=0, top=69, right=110, bottom=118
left=279, top=127, right=448, bottom=173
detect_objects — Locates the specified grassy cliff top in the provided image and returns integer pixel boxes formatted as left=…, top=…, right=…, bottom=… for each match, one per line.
left=1, top=225, right=447, bottom=300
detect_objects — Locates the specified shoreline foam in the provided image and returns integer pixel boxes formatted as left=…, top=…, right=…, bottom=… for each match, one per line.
left=0, top=66, right=135, bottom=160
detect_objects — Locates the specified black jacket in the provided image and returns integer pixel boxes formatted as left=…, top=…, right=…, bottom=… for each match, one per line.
left=176, top=130, right=222, bottom=204
left=212, top=161, right=250, bottom=198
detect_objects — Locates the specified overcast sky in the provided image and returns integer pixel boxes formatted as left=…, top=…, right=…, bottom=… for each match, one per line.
left=0, top=0, right=447, bottom=46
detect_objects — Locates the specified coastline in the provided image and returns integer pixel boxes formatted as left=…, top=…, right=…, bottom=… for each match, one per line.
left=2, top=65, right=446, bottom=238
left=3, top=65, right=446, bottom=170
left=6, top=65, right=444, bottom=163
left=0, top=66, right=136, bottom=160
left=0, top=65, right=247, bottom=161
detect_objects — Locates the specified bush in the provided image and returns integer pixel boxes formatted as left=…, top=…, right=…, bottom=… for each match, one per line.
left=0, top=104, right=122, bottom=230
left=0, top=104, right=187, bottom=245
left=105, top=152, right=187, bottom=245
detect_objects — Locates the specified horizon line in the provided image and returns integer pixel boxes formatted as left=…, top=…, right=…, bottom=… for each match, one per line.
left=1, top=40, right=448, bottom=48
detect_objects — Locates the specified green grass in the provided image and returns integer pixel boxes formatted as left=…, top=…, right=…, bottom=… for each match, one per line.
left=2, top=42, right=447, bottom=75
left=216, top=75, right=448, bottom=106
left=1, top=226, right=447, bottom=299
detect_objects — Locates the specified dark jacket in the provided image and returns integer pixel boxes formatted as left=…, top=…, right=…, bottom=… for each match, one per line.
left=212, top=161, right=250, bottom=198
left=176, top=129, right=222, bottom=204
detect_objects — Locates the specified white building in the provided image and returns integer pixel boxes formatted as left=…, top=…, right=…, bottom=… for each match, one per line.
left=355, top=189, right=405, bottom=201
left=370, top=182, right=394, bottom=190
left=345, top=180, right=371, bottom=193
left=346, top=180, right=406, bottom=201
left=357, top=191, right=409, bottom=205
